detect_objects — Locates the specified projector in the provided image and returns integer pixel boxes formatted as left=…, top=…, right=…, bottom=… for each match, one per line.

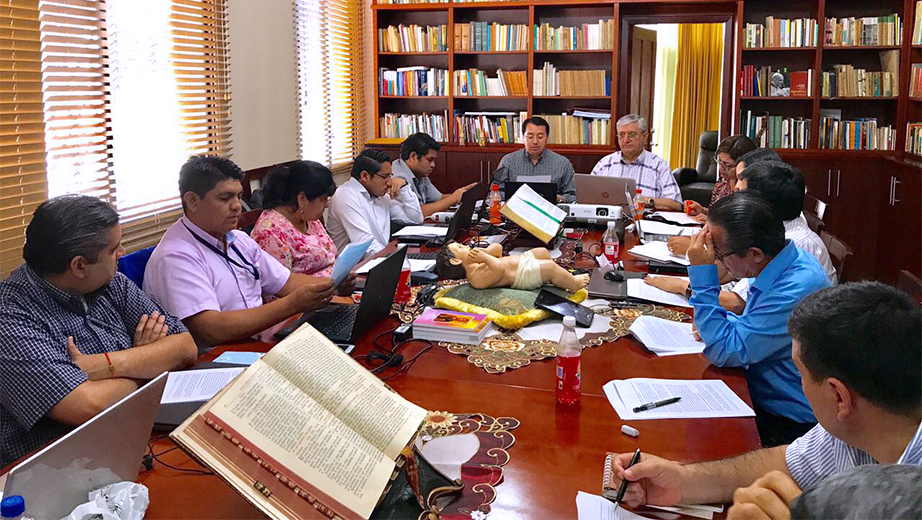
left=558, top=203, right=623, bottom=224
left=430, top=211, right=455, bottom=223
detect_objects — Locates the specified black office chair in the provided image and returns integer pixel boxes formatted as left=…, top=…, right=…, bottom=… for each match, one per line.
left=672, top=130, right=718, bottom=207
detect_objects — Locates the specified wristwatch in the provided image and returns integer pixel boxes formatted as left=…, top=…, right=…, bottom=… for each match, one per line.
left=684, top=285, right=693, bottom=300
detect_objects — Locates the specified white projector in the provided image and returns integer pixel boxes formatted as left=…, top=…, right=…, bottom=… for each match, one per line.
left=430, top=211, right=455, bottom=223
left=558, top=203, right=623, bottom=224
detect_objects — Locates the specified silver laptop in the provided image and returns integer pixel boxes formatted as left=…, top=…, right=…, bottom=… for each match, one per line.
left=574, top=174, right=637, bottom=208
left=1, top=373, right=167, bottom=519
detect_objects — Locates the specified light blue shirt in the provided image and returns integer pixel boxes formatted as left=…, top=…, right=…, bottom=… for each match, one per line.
left=688, top=241, right=831, bottom=424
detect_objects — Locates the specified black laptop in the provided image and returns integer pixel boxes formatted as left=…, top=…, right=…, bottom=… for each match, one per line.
left=406, top=187, right=479, bottom=259
left=503, top=181, right=557, bottom=204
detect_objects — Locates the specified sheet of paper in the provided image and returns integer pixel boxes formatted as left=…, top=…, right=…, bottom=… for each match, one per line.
left=651, top=211, right=702, bottom=226
left=629, top=315, right=704, bottom=356
left=501, top=183, right=566, bottom=243
left=626, top=278, right=692, bottom=308
left=603, top=378, right=755, bottom=420
left=213, top=351, right=265, bottom=366
left=161, top=368, right=244, bottom=404
left=330, top=240, right=371, bottom=287
left=515, top=175, right=552, bottom=183
left=628, top=242, right=691, bottom=266
left=392, top=225, right=449, bottom=237
left=647, top=504, right=721, bottom=519
left=638, top=219, right=700, bottom=236
left=355, top=257, right=435, bottom=274
left=576, top=491, right=655, bottom=520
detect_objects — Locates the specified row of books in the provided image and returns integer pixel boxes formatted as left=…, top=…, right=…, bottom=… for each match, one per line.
left=825, top=15, right=902, bottom=47
left=379, top=111, right=450, bottom=141
left=379, top=67, right=449, bottom=96
left=534, top=20, right=614, bottom=50
left=821, top=65, right=897, bottom=98
left=455, top=110, right=528, bottom=145
left=453, top=68, right=528, bottom=96
left=454, top=22, right=528, bottom=52
left=378, top=24, right=449, bottom=52
left=740, top=66, right=812, bottom=97
left=743, top=17, right=818, bottom=49
left=907, top=122, right=922, bottom=155
left=914, top=1, right=922, bottom=45
left=540, top=113, right=611, bottom=145
left=911, top=64, right=922, bottom=98
left=740, top=110, right=811, bottom=149
left=533, top=63, right=609, bottom=97
left=819, top=118, right=895, bottom=151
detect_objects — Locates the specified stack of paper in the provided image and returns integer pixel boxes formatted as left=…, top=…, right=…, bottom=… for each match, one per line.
left=627, top=242, right=690, bottom=266
left=638, top=219, right=700, bottom=237
left=500, top=183, right=566, bottom=243
left=356, top=257, right=435, bottom=274
left=628, top=315, right=703, bottom=356
left=603, top=378, right=755, bottom=420
left=626, top=278, right=692, bottom=308
left=650, top=211, right=702, bottom=226
left=392, top=226, right=449, bottom=237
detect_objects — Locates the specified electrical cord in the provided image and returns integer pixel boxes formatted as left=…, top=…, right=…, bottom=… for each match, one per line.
left=145, top=435, right=212, bottom=475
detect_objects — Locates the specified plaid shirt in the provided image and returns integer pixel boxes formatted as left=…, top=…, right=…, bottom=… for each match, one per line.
left=590, top=149, right=682, bottom=202
left=0, top=265, right=186, bottom=467
left=496, top=148, right=577, bottom=202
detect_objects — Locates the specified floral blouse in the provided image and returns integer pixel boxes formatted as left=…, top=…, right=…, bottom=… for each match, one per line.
left=250, top=209, right=337, bottom=278
left=710, top=178, right=733, bottom=206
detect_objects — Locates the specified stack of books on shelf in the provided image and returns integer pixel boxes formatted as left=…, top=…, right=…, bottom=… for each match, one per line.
left=907, top=123, right=922, bottom=155
left=454, top=110, right=526, bottom=145
left=821, top=65, right=896, bottom=97
left=539, top=111, right=611, bottom=146
left=743, top=17, right=818, bottom=48
left=911, top=64, right=922, bottom=98
left=454, top=22, right=528, bottom=52
left=412, top=308, right=493, bottom=346
left=819, top=114, right=895, bottom=151
left=379, top=67, right=449, bottom=96
left=453, top=68, right=528, bottom=96
left=824, top=14, right=902, bottom=46
left=533, top=20, right=614, bottom=50
left=740, top=66, right=812, bottom=97
left=379, top=111, right=449, bottom=141
left=533, top=63, right=609, bottom=96
left=740, top=110, right=811, bottom=149
left=378, top=24, right=449, bottom=52
left=914, top=1, right=922, bottom=45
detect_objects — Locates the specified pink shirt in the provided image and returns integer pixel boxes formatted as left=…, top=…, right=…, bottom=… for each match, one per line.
left=250, top=209, right=337, bottom=278
left=143, top=216, right=291, bottom=320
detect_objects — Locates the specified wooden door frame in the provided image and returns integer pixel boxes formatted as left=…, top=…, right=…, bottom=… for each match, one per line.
left=619, top=8, right=736, bottom=141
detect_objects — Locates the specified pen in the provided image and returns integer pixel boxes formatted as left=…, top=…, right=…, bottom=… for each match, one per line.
left=632, top=396, right=681, bottom=413
left=613, top=448, right=641, bottom=510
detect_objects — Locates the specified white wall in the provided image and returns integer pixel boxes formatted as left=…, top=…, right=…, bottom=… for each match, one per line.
left=227, top=0, right=299, bottom=171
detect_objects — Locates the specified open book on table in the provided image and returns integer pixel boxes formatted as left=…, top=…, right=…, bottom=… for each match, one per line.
left=171, top=323, right=430, bottom=519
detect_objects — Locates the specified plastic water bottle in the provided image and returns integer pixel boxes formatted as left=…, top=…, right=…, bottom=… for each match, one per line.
left=601, top=220, right=620, bottom=264
left=633, top=188, right=645, bottom=221
left=556, top=316, right=581, bottom=405
left=395, top=256, right=412, bottom=304
left=488, top=183, right=503, bottom=225
left=1, top=496, right=33, bottom=520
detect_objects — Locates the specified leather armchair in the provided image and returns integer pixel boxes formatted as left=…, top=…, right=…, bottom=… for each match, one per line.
left=672, top=130, right=718, bottom=207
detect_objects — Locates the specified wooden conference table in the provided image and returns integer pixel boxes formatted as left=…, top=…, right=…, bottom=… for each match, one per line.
left=139, top=229, right=761, bottom=519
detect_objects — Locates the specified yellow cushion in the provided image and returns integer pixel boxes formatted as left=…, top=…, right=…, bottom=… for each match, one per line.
left=434, top=284, right=588, bottom=331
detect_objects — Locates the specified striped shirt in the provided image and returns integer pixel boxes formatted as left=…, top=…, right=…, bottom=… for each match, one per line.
left=786, top=421, right=922, bottom=490
left=496, top=148, right=576, bottom=203
left=590, top=149, right=682, bottom=202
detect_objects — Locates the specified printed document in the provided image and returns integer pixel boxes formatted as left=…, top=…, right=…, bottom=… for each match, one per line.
left=651, top=211, right=702, bottom=226
left=626, top=278, right=692, bottom=308
left=356, top=257, right=435, bottom=274
left=330, top=240, right=371, bottom=287
left=576, top=491, right=653, bottom=520
left=500, top=183, right=566, bottom=243
left=392, top=225, right=449, bottom=237
left=161, top=367, right=244, bottom=404
left=638, top=220, right=700, bottom=237
left=603, top=378, right=755, bottom=420
left=629, top=315, right=704, bottom=356
left=628, top=242, right=691, bottom=266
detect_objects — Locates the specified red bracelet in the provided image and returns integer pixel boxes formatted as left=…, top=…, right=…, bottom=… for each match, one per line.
left=103, top=351, right=115, bottom=378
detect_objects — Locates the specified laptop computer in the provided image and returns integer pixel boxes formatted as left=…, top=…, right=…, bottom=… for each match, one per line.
left=504, top=181, right=557, bottom=204
left=276, top=245, right=408, bottom=346
left=587, top=267, right=647, bottom=300
left=1, top=374, right=167, bottom=519
left=574, top=174, right=637, bottom=209
left=413, top=187, right=480, bottom=257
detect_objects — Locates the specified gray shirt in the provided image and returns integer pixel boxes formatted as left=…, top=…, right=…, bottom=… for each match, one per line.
left=495, top=148, right=576, bottom=202
left=391, top=158, right=442, bottom=205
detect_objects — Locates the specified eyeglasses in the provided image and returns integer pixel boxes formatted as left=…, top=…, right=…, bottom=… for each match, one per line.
left=713, top=245, right=737, bottom=262
left=713, top=157, right=737, bottom=171
left=617, top=131, right=643, bottom=141
left=374, top=172, right=393, bottom=181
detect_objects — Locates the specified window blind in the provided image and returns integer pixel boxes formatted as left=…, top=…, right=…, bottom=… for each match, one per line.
left=1, top=0, right=48, bottom=277
left=295, top=0, right=366, bottom=174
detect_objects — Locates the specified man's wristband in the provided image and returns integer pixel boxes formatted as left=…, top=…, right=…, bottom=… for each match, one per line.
left=685, top=285, right=693, bottom=300
left=103, top=351, right=115, bottom=378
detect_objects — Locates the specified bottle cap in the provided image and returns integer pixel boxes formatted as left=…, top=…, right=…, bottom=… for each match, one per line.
left=491, top=183, right=499, bottom=190
left=1, top=495, right=25, bottom=518
left=607, top=221, right=616, bottom=228
left=621, top=424, right=640, bottom=437
left=635, top=188, right=643, bottom=193
left=562, top=316, right=576, bottom=327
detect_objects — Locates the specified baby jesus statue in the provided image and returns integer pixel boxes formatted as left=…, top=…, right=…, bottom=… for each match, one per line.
left=436, top=242, right=590, bottom=292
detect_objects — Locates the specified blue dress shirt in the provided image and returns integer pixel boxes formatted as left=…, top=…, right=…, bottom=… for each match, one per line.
left=688, top=241, right=831, bottom=424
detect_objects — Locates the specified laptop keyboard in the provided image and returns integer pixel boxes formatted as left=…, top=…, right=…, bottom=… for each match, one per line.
left=310, top=305, right=359, bottom=338
left=408, top=252, right=438, bottom=260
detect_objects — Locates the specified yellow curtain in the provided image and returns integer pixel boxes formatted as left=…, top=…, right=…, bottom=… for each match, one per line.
left=669, top=23, right=724, bottom=170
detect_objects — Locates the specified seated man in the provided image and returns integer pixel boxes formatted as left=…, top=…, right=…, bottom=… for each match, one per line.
left=144, top=156, right=337, bottom=348
left=0, top=195, right=197, bottom=467
left=687, top=191, right=830, bottom=444
left=590, top=114, right=682, bottom=211
left=606, top=281, right=920, bottom=518
left=391, top=132, right=476, bottom=218
left=649, top=161, right=837, bottom=313
left=494, top=117, right=576, bottom=203
left=327, top=149, right=424, bottom=257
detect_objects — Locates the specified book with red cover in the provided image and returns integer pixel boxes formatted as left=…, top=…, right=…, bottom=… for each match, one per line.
left=790, top=71, right=810, bottom=97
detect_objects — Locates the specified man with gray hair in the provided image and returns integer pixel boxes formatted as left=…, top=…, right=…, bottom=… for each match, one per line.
left=590, top=114, right=683, bottom=211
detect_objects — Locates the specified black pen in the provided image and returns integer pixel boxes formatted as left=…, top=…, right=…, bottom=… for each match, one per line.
left=632, top=396, right=681, bottom=413
left=613, top=448, right=641, bottom=510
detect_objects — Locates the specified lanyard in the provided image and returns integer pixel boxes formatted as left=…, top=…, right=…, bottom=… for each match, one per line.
left=182, top=221, right=260, bottom=281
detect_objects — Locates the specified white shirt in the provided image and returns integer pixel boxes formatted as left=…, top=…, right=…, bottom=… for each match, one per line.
left=326, top=177, right=424, bottom=257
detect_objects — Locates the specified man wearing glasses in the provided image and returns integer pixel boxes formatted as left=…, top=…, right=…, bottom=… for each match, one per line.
left=327, top=148, right=424, bottom=258
left=590, top=114, right=683, bottom=211
left=686, top=191, right=830, bottom=447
